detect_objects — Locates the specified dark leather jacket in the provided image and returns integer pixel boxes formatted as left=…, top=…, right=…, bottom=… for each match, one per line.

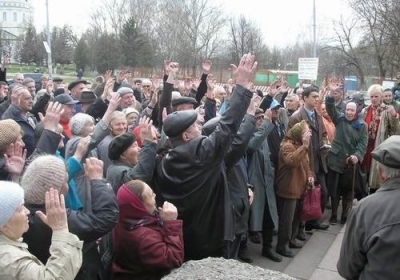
left=157, top=85, right=252, bottom=260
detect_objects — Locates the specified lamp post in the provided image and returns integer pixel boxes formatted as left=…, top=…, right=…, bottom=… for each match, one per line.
left=46, top=0, right=52, bottom=78
left=312, top=0, right=317, bottom=58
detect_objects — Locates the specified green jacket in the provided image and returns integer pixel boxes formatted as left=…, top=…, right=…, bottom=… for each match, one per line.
left=326, top=96, right=368, bottom=173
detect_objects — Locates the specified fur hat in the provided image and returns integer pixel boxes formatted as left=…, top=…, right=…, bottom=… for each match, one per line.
left=22, top=155, right=67, bottom=205
left=69, top=113, right=94, bottom=136
left=0, top=119, right=22, bottom=152
left=108, top=133, right=136, bottom=161
left=0, top=181, right=24, bottom=227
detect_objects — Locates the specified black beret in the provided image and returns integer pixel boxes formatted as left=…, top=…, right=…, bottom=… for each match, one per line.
left=371, top=135, right=400, bottom=168
left=163, top=110, right=198, bottom=138
left=171, top=97, right=197, bottom=107
left=108, top=133, right=136, bottom=160
left=202, top=116, right=221, bottom=136
left=52, top=77, right=63, bottom=82
left=68, top=80, right=87, bottom=91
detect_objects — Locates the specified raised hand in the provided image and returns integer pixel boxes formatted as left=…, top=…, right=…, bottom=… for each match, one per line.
left=39, top=101, right=64, bottom=132
left=139, top=116, right=157, bottom=143
left=73, top=136, right=91, bottom=162
left=36, top=188, right=69, bottom=232
left=108, top=91, right=121, bottom=112
left=83, top=157, right=104, bottom=180
left=159, top=201, right=178, bottom=221
left=103, top=69, right=113, bottom=83
left=264, top=108, right=272, bottom=121
left=102, top=78, right=115, bottom=101
left=164, top=60, right=171, bottom=74
left=247, top=93, right=261, bottom=116
left=4, top=142, right=27, bottom=176
left=202, top=60, right=212, bottom=74
left=229, top=53, right=257, bottom=90
left=206, top=73, right=215, bottom=92
left=302, top=129, right=312, bottom=148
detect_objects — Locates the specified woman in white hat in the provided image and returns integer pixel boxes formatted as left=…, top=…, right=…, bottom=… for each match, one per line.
left=0, top=182, right=82, bottom=279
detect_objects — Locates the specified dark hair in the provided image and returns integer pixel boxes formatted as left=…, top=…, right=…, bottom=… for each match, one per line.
left=124, top=180, right=145, bottom=202
left=0, top=81, right=7, bottom=87
left=134, top=79, right=142, bottom=84
left=302, top=86, right=319, bottom=98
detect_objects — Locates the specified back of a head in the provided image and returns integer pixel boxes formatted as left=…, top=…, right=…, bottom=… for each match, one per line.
left=22, top=155, right=67, bottom=205
left=0, top=181, right=24, bottom=227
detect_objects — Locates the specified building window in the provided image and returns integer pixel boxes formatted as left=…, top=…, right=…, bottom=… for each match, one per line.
left=13, top=12, right=17, bottom=22
left=2, top=12, right=6, bottom=21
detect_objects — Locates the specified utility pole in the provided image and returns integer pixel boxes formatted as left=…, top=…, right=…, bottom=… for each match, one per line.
left=46, top=0, right=52, bottom=78
left=312, top=0, right=317, bottom=58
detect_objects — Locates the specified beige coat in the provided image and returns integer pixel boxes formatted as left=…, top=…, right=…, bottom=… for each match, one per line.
left=0, top=231, right=83, bottom=280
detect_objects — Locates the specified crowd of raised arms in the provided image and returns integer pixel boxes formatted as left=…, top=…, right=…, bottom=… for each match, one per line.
left=0, top=53, right=400, bottom=280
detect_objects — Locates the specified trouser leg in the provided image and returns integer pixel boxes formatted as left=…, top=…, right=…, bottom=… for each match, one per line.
left=276, top=196, right=297, bottom=251
left=262, top=199, right=274, bottom=249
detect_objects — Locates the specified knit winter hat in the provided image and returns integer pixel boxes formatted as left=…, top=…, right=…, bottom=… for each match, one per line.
left=0, top=181, right=24, bottom=227
left=21, top=155, right=67, bottom=205
left=0, top=119, right=22, bottom=152
left=69, top=113, right=94, bottom=136
left=286, top=120, right=308, bottom=143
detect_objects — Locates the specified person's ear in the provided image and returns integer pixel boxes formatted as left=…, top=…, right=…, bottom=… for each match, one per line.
left=377, top=165, right=385, bottom=182
left=182, top=132, right=190, bottom=142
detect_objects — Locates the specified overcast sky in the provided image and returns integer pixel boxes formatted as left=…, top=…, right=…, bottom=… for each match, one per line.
left=32, top=0, right=349, bottom=47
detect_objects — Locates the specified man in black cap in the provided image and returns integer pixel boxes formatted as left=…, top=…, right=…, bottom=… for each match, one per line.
left=338, top=135, right=400, bottom=280
left=52, top=77, right=63, bottom=92
left=79, top=90, right=97, bottom=113
left=68, top=80, right=87, bottom=113
left=106, top=119, right=158, bottom=194
left=156, top=53, right=257, bottom=260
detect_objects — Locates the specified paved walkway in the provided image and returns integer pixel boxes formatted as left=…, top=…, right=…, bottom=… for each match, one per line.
left=248, top=211, right=346, bottom=279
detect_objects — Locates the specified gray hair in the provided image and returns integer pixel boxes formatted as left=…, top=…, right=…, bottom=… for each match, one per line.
left=378, top=162, right=400, bottom=180
left=23, top=77, right=35, bottom=86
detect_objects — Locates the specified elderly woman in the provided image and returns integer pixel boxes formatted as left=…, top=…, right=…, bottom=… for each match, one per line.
left=21, top=155, right=118, bottom=280
left=0, top=182, right=82, bottom=279
left=275, top=120, right=313, bottom=258
left=325, top=94, right=368, bottom=225
left=361, top=84, right=399, bottom=192
left=112, top=180, right=184, bottom=280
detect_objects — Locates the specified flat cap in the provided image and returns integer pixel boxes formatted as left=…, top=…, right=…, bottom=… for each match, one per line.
left=171, top=96, right=197, bottom=107
left=108, top=133, right=136, bottom=161
left=68, top=80, right=87, bottom=91
left=202, top=116, right=221, bottom=136
left=54, top=93, right=80, bottom=105
left=117, top=87, right=134, bottom=97
left=163, top=110, right=198, bottom=138
left=371, top=135, right=400, bottom=168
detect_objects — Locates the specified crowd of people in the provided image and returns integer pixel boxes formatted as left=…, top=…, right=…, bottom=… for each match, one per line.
left=0, top=54, right=400, bottom=280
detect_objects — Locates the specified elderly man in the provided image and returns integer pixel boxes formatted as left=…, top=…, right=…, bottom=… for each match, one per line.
left=68, top=80, right=87, bottom=113
left=157, top=53, right=257, bottom=260
left=12, top=73, right=24, bottom=84
left=2, top=87, right=36, bottom=157
left=285, top=93, right=300, bottom=116
left=337, top=135, right=400, bottom=279
left=22, top=77, right=36, bottom=102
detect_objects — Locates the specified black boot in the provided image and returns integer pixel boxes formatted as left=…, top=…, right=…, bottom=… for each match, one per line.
left=330, top=197, right=340, bottom=225
left=262, top=247, right=283, bottom=262
left=238, top=240, right=253, bottom=263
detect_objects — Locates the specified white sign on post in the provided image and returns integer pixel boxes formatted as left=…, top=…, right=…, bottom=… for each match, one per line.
left=43, top=42, right=51, bottom=54
left=298, top=58, right=319, bottom=80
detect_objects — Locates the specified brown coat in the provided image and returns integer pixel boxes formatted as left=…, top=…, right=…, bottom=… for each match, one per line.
left=275, top=141, right=313, bottom=199
left=288, top=106, right=328, bottom=173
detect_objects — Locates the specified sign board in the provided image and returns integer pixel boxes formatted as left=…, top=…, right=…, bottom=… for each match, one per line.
left=382, top=80, right=394, bottom=90
left=298, top=58, right=319, bottom=80
left=43, top=42, right=51, bottom=54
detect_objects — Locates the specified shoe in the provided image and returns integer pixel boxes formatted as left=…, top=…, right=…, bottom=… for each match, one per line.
left=305, top=223, right=329, bottom=231
left=329, top=216, right=338, bottom=225
left=238, top=252, right=253, bottom=263
left=297, top=230, right=306, bottom=241
left=276, top=248, right=294, bottom=258
left=289, top=241, right=303, bottom=249
left=262, top=248, right=283, bottom=262
left=273, top=229, right=278, bottom=236
left=340, top=216, right=347, bottom=225
left=249, top=232, right=261, bottom=244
